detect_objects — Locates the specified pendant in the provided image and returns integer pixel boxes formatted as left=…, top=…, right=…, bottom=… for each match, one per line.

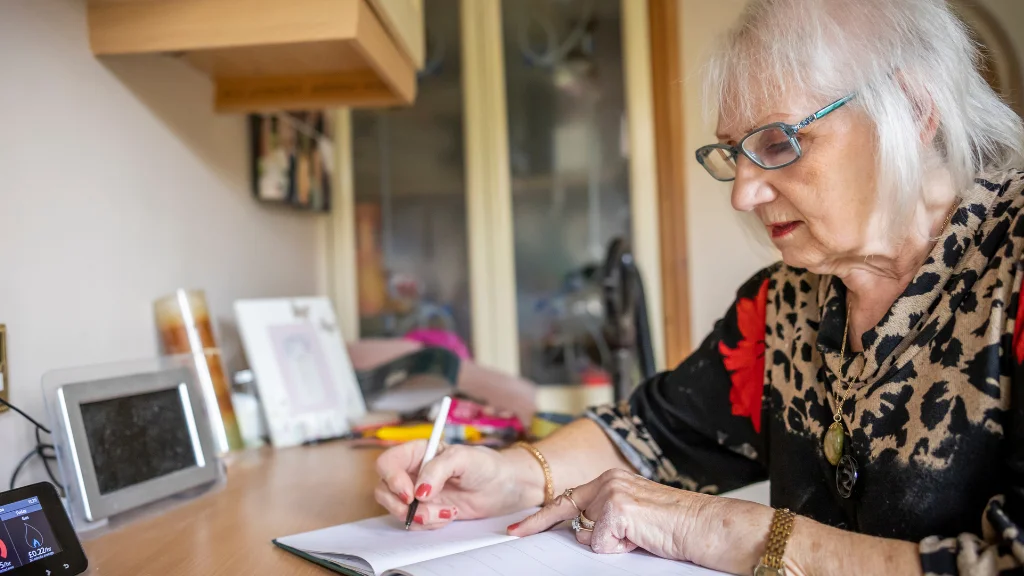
left=823, top=421, right=845, bottom=466
left=836, top=455, right=858, bottom=498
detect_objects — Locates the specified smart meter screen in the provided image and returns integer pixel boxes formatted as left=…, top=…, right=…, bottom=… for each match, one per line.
left=0, top=496, right=63, bottom=572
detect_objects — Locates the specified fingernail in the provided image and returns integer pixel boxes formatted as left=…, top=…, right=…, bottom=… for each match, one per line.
left=399, top=493, right=410, bottom=504
left=415, top=484, right=432, bottom=499
left=439, top=509, right=452, bottom=519
left=507, top=522, right=520, bottom=532
left=414, top=515, right=424, bottom=525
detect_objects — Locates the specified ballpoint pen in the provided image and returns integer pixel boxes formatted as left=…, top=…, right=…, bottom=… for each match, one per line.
left=405, top=396, right=452, bottom=530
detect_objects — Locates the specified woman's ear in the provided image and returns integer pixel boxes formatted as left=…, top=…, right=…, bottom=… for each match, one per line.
left=916, top=95, right=941, bottom=146
left=894, top=71, right=941, bottom=146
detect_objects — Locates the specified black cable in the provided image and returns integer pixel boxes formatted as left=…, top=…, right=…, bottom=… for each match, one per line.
left=0, top=396, right=51, bottom=434
left=40, top=455, right=63, bottom=497
left=8, top=447, right=62, bottom=493
left=9, top=448, right=38, bottom=490
left=1, top=393, right=65, bottom=492
left=34, top=426, right=48, bottom=451
left=34, top=426, right=64, bottom=495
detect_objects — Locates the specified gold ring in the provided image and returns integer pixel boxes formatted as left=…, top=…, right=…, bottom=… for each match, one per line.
left=570, top=514, right=593, bottom=532
left=577, top=511, right=595, bottom=530
left=561, top=488, right=581, bottom=512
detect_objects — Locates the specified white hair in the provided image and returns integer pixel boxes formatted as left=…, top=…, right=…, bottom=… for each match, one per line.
left=704, top=0, right=1024, bottom=228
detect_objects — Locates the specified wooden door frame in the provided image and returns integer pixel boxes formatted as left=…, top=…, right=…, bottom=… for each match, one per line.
left=648, top=0, right=691, bottom=367
left=325, top=108, right=360, bottom=343
left=622, top=0, right=667, bottom=372
left=461, top=0, right=520, bottom=375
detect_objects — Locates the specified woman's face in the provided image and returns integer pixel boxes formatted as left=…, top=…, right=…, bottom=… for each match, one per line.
left=718, top=95, right=882, bottom=272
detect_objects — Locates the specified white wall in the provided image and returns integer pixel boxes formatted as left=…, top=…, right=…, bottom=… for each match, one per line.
left=976, top=0, right=1024, bottom=52
left=680, top=0, right=779, bottom=346
left=0, top=0, right=322, bottom=484
left=678, top=0, right=1024, bottom=346
left=973, top=0, right=1024, bottom=116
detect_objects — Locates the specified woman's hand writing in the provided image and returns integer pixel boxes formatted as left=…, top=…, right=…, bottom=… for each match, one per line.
left=373, top=441, right=544, bottom=530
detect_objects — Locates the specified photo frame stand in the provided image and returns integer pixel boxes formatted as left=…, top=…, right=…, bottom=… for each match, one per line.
left=42, top=355, right=227, bottom=539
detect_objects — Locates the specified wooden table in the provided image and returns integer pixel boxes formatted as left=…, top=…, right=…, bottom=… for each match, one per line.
left=82, top=444, right=386, bottom=575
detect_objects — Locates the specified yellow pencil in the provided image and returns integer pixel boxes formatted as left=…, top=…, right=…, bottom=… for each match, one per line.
left=371, top=424, right=482, bottom=443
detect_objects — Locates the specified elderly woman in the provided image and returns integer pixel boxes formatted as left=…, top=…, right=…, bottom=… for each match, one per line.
left=373, top=0, right=1024, bottom=573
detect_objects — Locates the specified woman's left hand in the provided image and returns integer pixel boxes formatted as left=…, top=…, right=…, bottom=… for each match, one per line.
left=506, top=468, right=720, bottom=562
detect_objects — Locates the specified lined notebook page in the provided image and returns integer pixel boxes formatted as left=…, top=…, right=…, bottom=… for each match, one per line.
left=276, top=509, right=534, bottom=575
left=385, top=528, right=728, bottom=576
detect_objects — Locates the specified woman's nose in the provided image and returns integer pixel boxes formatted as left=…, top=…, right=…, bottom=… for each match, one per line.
left=730, top=156, right=776, bottom=212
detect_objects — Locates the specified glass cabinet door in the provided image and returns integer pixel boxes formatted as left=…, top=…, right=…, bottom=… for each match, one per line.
left=351, top=0, right=473, bottom=355
left=501, top=0, right=632, bottom=384
left=342, top=0, right=661, bottom=383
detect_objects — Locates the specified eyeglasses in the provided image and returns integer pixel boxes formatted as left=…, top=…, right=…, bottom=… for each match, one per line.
left=695, top=94, right=856, bottom=182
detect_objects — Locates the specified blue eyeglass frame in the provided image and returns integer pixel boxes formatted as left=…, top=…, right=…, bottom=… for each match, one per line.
left=695, top=93, right=856, bottom=182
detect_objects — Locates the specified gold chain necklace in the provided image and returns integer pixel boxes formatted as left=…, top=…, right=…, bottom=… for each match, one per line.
left=822, top=308, right=852, bottom=466
left=822, top=200, right=960, bottom=467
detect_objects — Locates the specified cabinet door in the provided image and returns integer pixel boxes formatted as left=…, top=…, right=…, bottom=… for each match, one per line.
left=500, top=0, right=632, bottom=384
left=498, top=0, right=663, bottom=384
left=350, top=0, right=474, bottom=356
left=367, top=0, right=426, bottom=69
left=340, top=0, right=664, bottom=381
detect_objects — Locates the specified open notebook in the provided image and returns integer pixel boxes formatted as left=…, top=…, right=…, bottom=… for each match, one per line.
left=273, top=509, right=727, bottom=576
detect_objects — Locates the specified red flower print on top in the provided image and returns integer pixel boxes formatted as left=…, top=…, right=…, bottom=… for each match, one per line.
left=1015, top=284, right=1024, bottom=364
left=718, top=278, right=769, bottom=433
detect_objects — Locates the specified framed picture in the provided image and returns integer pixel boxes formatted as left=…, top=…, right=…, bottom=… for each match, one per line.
left=249, top=112, right=334, bottom=212
left=234, top=297, right=366, bottom=447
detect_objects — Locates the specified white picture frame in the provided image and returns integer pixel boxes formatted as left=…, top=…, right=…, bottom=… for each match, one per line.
left=234, top=297, right=366, bottom=447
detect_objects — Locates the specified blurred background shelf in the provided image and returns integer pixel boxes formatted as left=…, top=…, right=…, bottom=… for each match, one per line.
left=86, top=0, right=424, bottom=112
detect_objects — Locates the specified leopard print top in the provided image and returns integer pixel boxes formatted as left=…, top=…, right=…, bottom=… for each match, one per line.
left=588, top=169, right=1024, bottom=575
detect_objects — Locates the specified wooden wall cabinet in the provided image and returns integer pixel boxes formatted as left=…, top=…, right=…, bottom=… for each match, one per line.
left=86, top=0, right=424, bottom=112
left=367, top=0, right=425, bottom=70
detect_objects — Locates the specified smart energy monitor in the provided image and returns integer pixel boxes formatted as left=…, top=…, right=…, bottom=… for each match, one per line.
left=0, top=482, right=88, bottom=575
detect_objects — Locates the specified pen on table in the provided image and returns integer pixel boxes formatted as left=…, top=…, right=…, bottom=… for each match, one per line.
left=405, top=395, right=452, bottom=530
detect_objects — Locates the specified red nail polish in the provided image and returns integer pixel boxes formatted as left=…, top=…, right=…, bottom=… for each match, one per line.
left=399, top=493, right=410, bottom=504
left=415, top=484, right=432, bottom=499
left=414, top=515, right=424, bottom=525
left=507, top=522, right=520, bottom=531
left=439, top=509, right=452, bottom=519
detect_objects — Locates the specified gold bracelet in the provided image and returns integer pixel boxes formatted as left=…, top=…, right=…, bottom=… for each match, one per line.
left=511, top=441, right=555, bottom=505
left=754, top=508, right=796, bottom=576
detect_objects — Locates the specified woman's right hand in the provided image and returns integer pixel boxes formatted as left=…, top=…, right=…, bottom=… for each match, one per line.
left=374, top=441, right=542, bottom=530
